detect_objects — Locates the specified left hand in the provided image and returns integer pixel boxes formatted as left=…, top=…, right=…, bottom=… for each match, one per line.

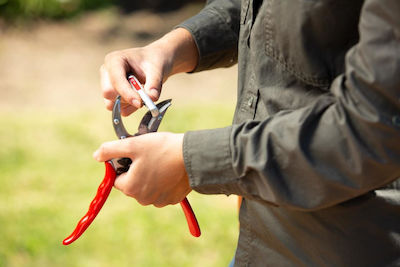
left=93, top=132, right=191, bottom=208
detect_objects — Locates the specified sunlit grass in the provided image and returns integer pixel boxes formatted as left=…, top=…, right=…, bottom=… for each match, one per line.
left=0, top=104, right=238, bottom=267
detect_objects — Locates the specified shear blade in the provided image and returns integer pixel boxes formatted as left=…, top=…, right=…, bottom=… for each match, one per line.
left=112, top=96, right=132, bottom=139
left=136, top=99, right=172, bottom=135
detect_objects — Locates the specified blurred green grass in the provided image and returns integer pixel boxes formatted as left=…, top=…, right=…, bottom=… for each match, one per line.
left=0, top=104, right=238, bottom=267
left=0, top=0, right=113, bottom=21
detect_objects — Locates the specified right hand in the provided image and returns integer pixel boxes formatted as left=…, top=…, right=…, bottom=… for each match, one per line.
left=100, top=45, right=173, bottom=116
left=100, top=28, right=199, bottom=117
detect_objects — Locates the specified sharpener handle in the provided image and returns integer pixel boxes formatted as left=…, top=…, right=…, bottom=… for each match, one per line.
left=128, top=75, right=159, bottom=117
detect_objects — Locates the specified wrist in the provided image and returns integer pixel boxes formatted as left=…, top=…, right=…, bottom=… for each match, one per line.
left=148, top=28, right=198, bottom=76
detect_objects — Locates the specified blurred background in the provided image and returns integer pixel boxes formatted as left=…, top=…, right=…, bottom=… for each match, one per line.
left=0, top=0, right=239, bottom=266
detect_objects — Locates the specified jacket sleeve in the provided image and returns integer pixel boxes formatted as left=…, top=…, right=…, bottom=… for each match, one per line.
left=176, top=0, right=240, bottom=72
left=183, top=0, right=400, bottom=211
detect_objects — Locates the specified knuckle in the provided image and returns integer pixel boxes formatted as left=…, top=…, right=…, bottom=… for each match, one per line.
left=107, top=106, right=113, bottom=111
left=102, top=88, right=115, bottom=99
left=105, top=100, right=114, bottom=111
left=119, top=184, right=136, bottom=198
left=104, top=50, right=120, bottom=62
left=154, top=202, right=167, bottom=208
left=120, top=94, right=133, bottom=104
left=122, top=188, right=135, bottom=198
left=171, top=199, right=180, bottom=205
left=137, top=198, right=151, bottom=206
left=135, top=190, right=153, bottom=206
left=120, top=184, right=140, bottom=199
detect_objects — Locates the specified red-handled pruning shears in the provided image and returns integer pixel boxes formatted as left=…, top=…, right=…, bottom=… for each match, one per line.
left=63, top=76, right=201, bottom=246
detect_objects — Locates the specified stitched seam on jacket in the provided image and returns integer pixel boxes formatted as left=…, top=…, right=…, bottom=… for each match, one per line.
left=264, top=0, right=330, bottom=88
left=183, top=133, right=195, bottom=188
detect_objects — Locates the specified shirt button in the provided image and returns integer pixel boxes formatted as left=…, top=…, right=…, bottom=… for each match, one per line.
left=247, top=96, right=254, bottom=108
left=392, top=116, right=400, bottom=127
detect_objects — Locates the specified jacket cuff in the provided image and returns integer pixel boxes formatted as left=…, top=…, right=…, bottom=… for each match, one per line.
left=183, top=126, right=241, bottom=195
left=176, top=9, right=238, bottom=72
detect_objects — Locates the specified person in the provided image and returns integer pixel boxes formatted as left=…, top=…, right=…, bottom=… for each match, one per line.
left=93, top=0, right=400, bottom=265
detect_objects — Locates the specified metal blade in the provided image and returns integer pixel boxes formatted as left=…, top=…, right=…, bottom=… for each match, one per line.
left=112, top=96, right=132, bottom=139
left=136, top=99, right=172, bottom=136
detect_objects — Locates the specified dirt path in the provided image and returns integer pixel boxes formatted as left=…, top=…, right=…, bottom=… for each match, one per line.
left=0, top=5, right=237, bottom=112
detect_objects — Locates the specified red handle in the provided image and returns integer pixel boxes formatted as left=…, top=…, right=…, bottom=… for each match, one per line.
left=180, top=198, right=201, bottom=237
left=63, top=161, right=116, bottom=245
left=63, top=161, right=200, bottom=245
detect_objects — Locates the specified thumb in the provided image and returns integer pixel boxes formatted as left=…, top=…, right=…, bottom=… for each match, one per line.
left=144, top=71, right=162, bottom=101
left=93, top=139, right=133, bottom=162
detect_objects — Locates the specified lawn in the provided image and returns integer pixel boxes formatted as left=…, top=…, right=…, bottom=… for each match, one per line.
left=0, top=104, right=238, bottom=267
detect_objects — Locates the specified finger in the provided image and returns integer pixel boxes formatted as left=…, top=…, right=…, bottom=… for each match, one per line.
left=113, top=171, right=129, bottom=194
left=143, top=71, right=162, bottom=101
left=105, top=99, right=135, bottom=113
left=105, top=55, right=142, bottom=109
left=121, top=104, right=138, bottom=117
left=113, top=167, right=152, bottom=205
left=153, top=200, right=167, bottom=208
left=104, top=98, right=114, bottom=111
left=93, top=139, right=133, bottom=162
left=100, top=65, right=118, bottom=101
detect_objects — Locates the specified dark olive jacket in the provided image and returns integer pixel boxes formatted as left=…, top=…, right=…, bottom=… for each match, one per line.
left=179, top=0, right=400, bottom=266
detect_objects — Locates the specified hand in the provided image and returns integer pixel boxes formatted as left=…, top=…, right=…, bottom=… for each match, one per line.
left=93, top=132, right=191, bottom=208
left=100, top=28, right=198, bottom=117
left=100, top=46, right=171, bottom=116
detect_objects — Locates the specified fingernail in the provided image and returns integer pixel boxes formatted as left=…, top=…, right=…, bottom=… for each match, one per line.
left=132, top=99, right=141, bottom=108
